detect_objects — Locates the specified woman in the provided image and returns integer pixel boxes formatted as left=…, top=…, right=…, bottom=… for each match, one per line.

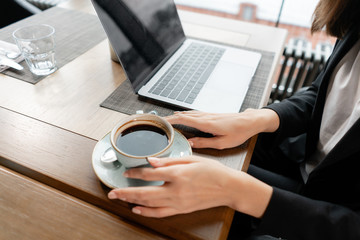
left=108, top=0, right=360, bottom=238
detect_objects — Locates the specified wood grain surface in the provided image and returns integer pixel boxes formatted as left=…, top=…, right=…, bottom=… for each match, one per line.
left=0, top=166, right=165, bottom=240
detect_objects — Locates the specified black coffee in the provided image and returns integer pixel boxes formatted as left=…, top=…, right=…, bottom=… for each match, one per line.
left=116, top=124, right=169, bottom=156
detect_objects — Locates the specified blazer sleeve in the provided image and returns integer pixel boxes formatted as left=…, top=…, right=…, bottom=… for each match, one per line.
left=255, top=187, right=360, bottom=240
left=261, top=77, right=319, bottom=146
left=263, top=39, right=341, bottom=144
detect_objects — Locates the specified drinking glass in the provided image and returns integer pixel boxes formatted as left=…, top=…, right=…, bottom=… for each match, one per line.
left=13, top=24, right=57, bottom=75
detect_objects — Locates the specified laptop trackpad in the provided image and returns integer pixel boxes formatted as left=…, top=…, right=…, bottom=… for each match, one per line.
left=192, top=62, right=254, bottom=113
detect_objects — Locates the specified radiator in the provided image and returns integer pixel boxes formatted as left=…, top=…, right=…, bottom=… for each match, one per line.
left=270, top=38, right=333, bottom=103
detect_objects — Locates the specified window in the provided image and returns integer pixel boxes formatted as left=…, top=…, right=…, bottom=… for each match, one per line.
left=174, top=0, right=336, bottom=49
left=241, top=4, right=256, bottom=21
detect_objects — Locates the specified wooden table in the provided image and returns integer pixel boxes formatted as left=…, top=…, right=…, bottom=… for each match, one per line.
left=0, top=1, right=287, bottom=239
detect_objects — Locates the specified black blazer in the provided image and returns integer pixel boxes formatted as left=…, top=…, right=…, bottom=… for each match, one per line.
left=256, top=26, right=360, bottom=239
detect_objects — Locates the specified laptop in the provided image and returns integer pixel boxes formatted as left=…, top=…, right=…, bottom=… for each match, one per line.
left=91, top=0, right=261, bottom=113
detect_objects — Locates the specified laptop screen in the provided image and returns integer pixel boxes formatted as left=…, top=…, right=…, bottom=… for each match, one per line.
left=91, top=0, right=186, bottom=91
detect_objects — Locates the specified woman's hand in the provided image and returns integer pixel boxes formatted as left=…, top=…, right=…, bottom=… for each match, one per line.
left=165, top=109, right=279, bottom=150
left=108, top=156, right=273, bottom=219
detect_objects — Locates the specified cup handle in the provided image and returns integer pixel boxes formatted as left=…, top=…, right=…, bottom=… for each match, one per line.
left=100, top=147, right=118, bottom=163
left=148, top=110, right=158, bottom=115
left=135, top=110, right=158, bottom=115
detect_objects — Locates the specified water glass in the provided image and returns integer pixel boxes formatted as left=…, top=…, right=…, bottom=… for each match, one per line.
left=13, top=24, right=57, bottom=76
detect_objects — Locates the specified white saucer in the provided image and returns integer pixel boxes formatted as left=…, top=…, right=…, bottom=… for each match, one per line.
left=92, top=130, right=192, bottom=189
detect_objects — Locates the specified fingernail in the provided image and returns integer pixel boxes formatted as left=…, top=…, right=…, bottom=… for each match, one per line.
left=123, top=171, right=129, bottom=177
left=132, top=208, right=141, bottom=215
left=108, top=191, right=117, bottom=199
left=147, top=157, right=160, bottom=165
left=188, top=140, right=194, bottom=147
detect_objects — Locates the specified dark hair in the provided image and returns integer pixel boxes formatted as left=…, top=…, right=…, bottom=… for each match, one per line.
left=311, top=0, right=360, bottom=38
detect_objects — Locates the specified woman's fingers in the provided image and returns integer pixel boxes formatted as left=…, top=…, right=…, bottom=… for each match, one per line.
left=123, top=166, right=174, bottom=182
left=188, top=136, right=223, bottom=149
left=122, top=156, right=204, bottom=181
left=109, top=186, right=170, bottom=207
left=131, top=206, right=182, bottom=218
left=165, top=113, right=217, bottom=134
left=172, top=110, right=205, bottom=117
left=165, top=114, right=202, bottom=127
left=146, top=156, right=201, bottom=167
left=189, top=136, right=240, bottom=149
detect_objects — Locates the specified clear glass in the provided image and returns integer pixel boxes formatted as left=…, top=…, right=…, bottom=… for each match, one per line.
left=13, top=24, right=57, bottom=76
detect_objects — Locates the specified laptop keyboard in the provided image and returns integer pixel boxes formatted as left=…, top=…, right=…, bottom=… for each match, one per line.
left=148, top=42, right=225, bottom=104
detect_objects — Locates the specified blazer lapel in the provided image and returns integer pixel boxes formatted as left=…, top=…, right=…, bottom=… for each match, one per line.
left=309, top=118, right=360, bottom=173
left=306, top=27, right=360, bottom=155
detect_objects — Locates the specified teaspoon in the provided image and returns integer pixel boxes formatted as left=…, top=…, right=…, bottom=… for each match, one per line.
left=0, top=48, right=21, bottom=59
